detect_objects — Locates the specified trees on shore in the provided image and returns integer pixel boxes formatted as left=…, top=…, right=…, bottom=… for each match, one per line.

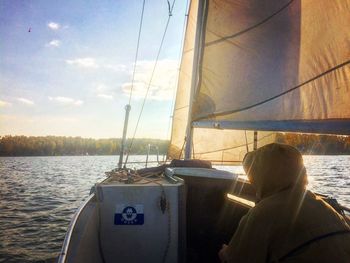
left=276, top=133, right=350, bottom=155
left=0, top=136, right=168, bottom=156
left=0, top=133, right=349, bottom=156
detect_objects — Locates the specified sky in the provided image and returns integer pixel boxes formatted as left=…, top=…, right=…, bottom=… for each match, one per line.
left=0, top=0, right=188, bottom=139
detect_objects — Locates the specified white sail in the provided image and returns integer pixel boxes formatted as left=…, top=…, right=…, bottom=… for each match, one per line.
left=191, top=130, right=276, bottom=164
left=169, top=0, right=350, bottom=163
left=194, top=0, right=350, bottom=131
left=168, top=0, right=199, bottom=160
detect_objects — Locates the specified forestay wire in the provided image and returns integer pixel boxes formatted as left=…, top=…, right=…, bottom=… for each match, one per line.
left=128, top=0, right=146, bottom=106
left=124, top=0, right=177, bottom=167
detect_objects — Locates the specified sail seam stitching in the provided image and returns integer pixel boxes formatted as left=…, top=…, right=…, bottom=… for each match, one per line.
left=193, top=59, right=350, bottom=121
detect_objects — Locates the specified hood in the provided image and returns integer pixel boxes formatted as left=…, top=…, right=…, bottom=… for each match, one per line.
left=243, top=143, right=307, bottom=200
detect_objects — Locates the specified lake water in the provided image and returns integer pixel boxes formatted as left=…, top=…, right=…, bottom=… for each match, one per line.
left=0, top=155, right=349, bottom=262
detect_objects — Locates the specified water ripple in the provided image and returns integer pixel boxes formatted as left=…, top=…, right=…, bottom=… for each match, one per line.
left=0, top=155, right=349, bottom=262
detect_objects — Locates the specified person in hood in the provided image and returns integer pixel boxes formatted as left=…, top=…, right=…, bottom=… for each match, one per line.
left=219, top=143, right=350, bottom=263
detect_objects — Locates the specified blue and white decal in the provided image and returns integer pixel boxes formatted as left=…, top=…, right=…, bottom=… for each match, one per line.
left=114, top=204, right=144, bottom=225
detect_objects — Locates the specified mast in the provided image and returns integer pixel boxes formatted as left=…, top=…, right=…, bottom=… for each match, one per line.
left=184, top=0, right=206, bottom=159
left=118, top=104, right=131, bottom=168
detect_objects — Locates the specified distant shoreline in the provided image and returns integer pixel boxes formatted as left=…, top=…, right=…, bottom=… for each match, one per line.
left=1, top=154, right=349, bottom=157
left=0, top=135, right=169, bottom=157
left=1, top=134, right=350, bottom=156
left=0, top=153, right=167, bottom=157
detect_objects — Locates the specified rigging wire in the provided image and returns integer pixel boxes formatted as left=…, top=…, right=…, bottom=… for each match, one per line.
left=178, top=138, right=186, bottom=159
left=118, top=0, right=145, bottom=169
left=124, top=0, right=177, bottom=167
left=128, top=0, right=146, bottom=106
left=244, top=130, right=249, bottom=152
left=167, top=0, right=172, bottom=16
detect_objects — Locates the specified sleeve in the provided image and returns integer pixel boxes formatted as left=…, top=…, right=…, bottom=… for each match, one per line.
left=224, top=207, right=271, bottom=263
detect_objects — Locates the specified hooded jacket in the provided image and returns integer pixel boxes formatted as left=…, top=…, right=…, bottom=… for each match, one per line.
left=224, top=143, right=350, bottom=263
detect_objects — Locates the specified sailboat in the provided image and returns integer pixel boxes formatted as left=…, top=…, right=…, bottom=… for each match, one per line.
left=59, top=0, right=350, bottom=262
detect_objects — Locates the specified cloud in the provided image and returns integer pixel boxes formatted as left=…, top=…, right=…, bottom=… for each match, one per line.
left=66, top=58, right=99, bottom=69
left=121, top=59, right=179, bottom=101
left=104, top=64, right=128, bottom=72
left=47, top=39, right=61, bottom=47
left=48, top=22, right=60, bottom=30
left=48, top=96, right=84, bottom=106
left=97, top=94, right=113, bottom=100
left=0, top=100, right=12, bottom=107
left=74, top=100, right=83, bottom=106
left=17, top=98, right=34, bottom=105
left=96, top=84, right=107, bottom=92
left=93, top=84, right=114, bottom=100
left=65, top=57, right=128, bottom=72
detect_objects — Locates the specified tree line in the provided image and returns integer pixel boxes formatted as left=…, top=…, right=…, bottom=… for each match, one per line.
left=0, top=136, right=169, bottom=156
left=0, top=133, right=350, bottom=156
left=275, top=133, right=350, bottom=155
